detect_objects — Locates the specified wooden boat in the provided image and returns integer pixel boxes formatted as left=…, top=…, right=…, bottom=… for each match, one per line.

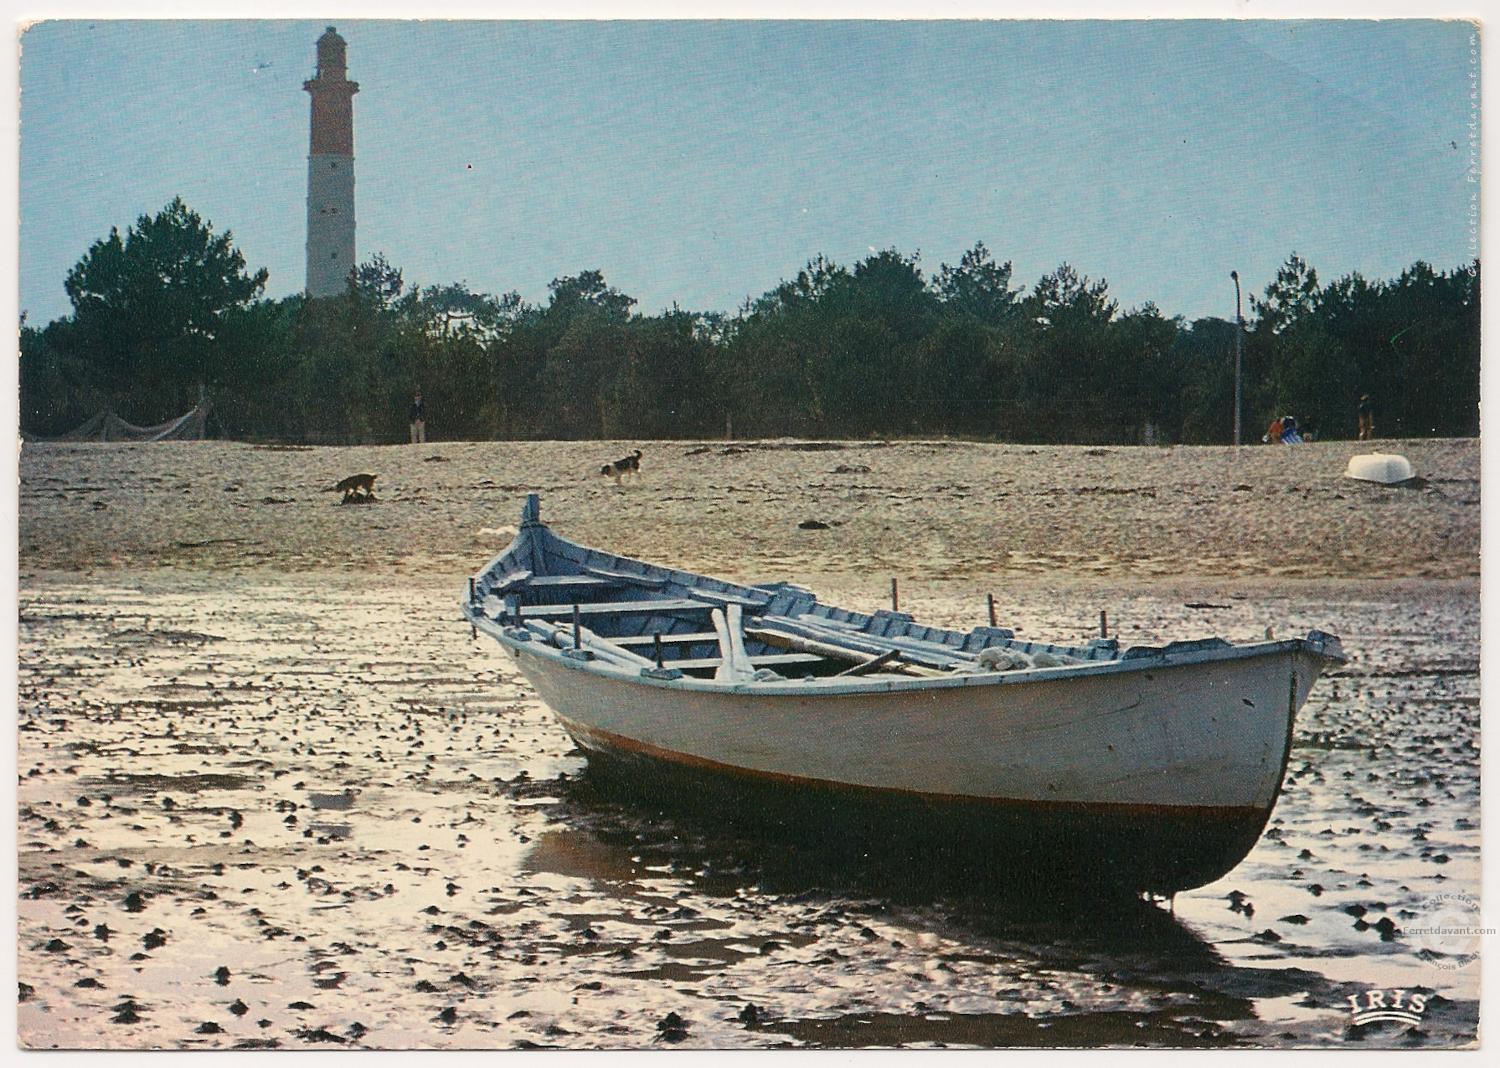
left=464, top=495, right=1345, bottom=895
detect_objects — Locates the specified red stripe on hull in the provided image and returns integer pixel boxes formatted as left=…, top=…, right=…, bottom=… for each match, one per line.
left=560, top=715, right=1264, bottom=824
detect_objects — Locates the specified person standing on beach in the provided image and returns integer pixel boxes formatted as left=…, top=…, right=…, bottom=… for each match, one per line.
left=1357, top=394, right=1374, bottom=440
left=409, top=390, right=426, bottom=444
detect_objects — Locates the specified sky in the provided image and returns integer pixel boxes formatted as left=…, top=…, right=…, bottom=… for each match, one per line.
left=17, top=17, right=1480, bottom=326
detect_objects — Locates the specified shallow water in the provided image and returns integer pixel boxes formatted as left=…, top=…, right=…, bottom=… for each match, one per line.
left=16, top=571, right=1479, bottom=1048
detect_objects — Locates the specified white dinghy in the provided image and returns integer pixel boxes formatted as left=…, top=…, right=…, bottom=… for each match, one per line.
left=1345, top=452, right=1416, bottom=485
left=464, top=495, right=1345, bottom=895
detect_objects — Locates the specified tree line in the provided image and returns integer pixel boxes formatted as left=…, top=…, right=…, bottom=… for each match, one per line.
left=19, top=197, right=1480, bottom=444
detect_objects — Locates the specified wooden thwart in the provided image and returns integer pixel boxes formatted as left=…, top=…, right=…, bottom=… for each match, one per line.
left=671, top=652, right=823, bottom=672
left=525, top=574, right=624, bottom=589
left=615, top=631, right=719, bottom=648
left=690, top=588, right=771, bottom=610
left=485, top=569, right=533, bottom=594
left=517, top=598, right=711, bottom=620
left=582, top=566, right=667, bottom=589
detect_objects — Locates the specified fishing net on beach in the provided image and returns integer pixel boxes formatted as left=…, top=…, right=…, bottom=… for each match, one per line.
left=44, top=404, right=210, bottom=443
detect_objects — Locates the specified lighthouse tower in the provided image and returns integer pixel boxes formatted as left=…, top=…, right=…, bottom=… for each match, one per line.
left=303, top=26, right=359, bottom=298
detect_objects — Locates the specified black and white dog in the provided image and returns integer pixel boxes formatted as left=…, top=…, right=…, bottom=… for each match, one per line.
left=600, top=449, right=643, bottom=486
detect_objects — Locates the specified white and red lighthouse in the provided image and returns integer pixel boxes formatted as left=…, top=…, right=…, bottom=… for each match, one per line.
left=303, top=26, right=358, bottom=298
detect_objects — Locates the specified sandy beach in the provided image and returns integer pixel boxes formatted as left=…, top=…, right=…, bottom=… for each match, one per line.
left=16, top=438, right=1481, bottom=1048
left=16, top=436, right=1479, bottom=581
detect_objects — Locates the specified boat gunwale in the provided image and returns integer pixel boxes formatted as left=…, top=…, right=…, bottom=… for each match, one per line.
left=469, top=608, right=1334, bottom=697
left=463, top=495, right=1345, bottom=696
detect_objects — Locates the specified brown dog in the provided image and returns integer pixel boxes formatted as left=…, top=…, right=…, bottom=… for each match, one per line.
left=327, top=472, right=377, bottom=503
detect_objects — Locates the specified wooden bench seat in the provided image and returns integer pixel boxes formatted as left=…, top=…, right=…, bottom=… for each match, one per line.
left=524, top=574, right=625, bottom=589
left=614, top=631, right=720, bottom=648
left=669, top=652, right=824, bottom=672
left=517, top=598, right=711, bottom=620
left=582, top=566, right=666, bottom=588
left=689, top=588, right=771, bottom=610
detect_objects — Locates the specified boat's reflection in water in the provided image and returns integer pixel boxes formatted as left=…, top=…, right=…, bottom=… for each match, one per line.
left=512, top=770, right=1344, bottom=1047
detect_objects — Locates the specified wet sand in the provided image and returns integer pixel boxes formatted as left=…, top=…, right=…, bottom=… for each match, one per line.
left=16, top=438, right=1480, bottom=1048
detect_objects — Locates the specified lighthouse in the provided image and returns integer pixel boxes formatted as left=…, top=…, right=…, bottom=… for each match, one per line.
left=303, top=26, right=358, bottom=298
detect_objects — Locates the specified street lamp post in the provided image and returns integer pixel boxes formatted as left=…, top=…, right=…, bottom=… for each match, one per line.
left=1230, top=270, right=1243, bottom=447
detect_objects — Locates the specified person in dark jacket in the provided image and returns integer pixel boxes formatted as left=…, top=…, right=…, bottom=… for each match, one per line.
left=1358, top=394, right=1375, bottom=440
left=409, top=391, right=426, bottom=444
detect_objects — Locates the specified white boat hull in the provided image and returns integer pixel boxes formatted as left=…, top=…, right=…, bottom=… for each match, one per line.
left=517, top=644, right=1313, bottom=811
left=504, top=639, right=1327, bottom=892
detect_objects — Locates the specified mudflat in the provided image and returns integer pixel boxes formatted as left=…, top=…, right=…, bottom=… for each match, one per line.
left=16, top=438, right=1480, bottom=1049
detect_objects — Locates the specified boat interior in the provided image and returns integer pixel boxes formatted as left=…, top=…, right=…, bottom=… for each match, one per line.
left=462, top=498, right=1220, bottom=685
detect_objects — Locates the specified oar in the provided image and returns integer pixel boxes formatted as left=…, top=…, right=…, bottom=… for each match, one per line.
left=747, top=626, right=932, bottom=677
left=711, top=608, right=754, bottom=682
left=523, top=620, right=656, bottom=669
left=726, top=604, right=753, bottom=674
left=835, top=648, right=903, bottom=677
